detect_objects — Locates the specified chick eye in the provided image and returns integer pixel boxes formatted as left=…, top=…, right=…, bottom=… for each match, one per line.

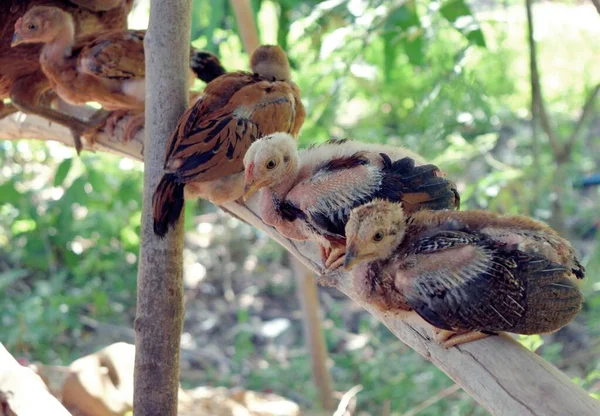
left=28, top=23, right=37, bottom=31
left=373, top=231, right=384, bottom=242
left=266, top=159, right=277, bottom=170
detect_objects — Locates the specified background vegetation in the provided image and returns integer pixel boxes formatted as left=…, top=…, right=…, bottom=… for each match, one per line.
left=1, top=0, right=599, bottom=414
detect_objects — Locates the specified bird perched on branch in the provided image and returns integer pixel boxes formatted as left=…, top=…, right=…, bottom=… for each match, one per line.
left=99, top=49, right=228, bottom=144
left=242, top=133, right=460, bottom=269
left=340, top=200, right=585, bottom=348
left=11, top=5, right=217, bottom=152
left=1, top=0, right=133, bottom=152
left=152, top=45, right=306, bottom=237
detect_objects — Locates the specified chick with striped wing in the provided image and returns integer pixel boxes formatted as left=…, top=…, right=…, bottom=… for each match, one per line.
left=242, top=133, right=460, bottom=269
left=152, top=46, right=305, bottom=237
left=11, top=6, right=221, bottom=151
left=342, top=200, right=585, bottom=348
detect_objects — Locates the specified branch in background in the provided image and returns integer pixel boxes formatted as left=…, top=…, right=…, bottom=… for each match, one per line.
left=525, top=0, right=562, bottom=159
left=0, top=343, right=70, bottom=416
left=563, top=83, right=600, bottom=158
left=591, top=0, right=600, bottom=16
left=133, top=0, right=191, bottom=415
left=3, top=114, right=599, bottom=415
left=291, top=256, right=335, bottom=412
left=229, top=0, right=260, bottom=54
left=401, top=384, right=461, bottom=416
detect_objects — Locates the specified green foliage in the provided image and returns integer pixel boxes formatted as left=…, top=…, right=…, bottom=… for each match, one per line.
left=1, top=0, right=599, bottom=413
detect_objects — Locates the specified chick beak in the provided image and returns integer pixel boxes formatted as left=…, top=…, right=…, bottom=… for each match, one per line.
left=343, top=242, right=360, bottom=271
left=11, top=32, right=23, bottom=47
left=242, top=179, right=260, bottom=201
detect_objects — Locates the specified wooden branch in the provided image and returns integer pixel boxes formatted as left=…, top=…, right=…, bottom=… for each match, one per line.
left=525, top=0, right=562, bottom=159
left=0, top=343, right=71, bottom=416
left=133, top=0, right=191, bottom=415
left=229, top=0, right=260, bottom=54
left=291, top=256, right=335, bottom=412
left=563, top=83, right=600, bottom=157
left=2, top=116, right=600, bottom=415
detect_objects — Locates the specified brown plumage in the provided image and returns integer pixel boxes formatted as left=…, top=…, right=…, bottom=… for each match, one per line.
left=1, top=0, right=133, bottom=152
left=341, top=200, right=585, bottom=347
left=152, top=45, right=306, bottom=237
left=11, top=7, right=209, bottom=110
left=242, top=133, right=460, bottom=269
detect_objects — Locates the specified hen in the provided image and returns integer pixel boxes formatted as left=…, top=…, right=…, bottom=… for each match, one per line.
left=0, top=0, right=134, bottom=150
left=341, top=199, right=585, bottom=347
left=152, top=45, right=306, bottom=237
left=242, top=133, right=460, bottom=269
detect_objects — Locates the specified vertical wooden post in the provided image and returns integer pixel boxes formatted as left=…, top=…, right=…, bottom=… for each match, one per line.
left=133, top=1, right=191, bottom=414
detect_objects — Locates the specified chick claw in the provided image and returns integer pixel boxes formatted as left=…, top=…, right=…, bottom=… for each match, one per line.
left=324, top=247, right=346, bottom=271
left=69, top=110, right=113, bottom=155
left=433, top=328, right=491, bottom=348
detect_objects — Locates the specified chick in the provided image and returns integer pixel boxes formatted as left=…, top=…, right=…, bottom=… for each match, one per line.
left=152, top=45, right=305, bottom=237
left=11, top=6, right=213, bottom=151
left=2, top=1, right=133, bottom=153
left=242, top=133, right=460, bottom=269
left=342, top=200, right=585, bottom=348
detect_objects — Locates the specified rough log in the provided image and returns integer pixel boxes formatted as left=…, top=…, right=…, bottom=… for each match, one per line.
left=1, top=114, right=600, bottom=415
left=133, top=0, right=191, bottom=415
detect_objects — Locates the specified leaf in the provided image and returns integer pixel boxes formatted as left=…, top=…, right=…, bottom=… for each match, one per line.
left=54, top=158, right=73, bottom=187
left=0, top=269, right=29, bottom=291
left=381, top=2, right=424, bottom=78
left=439, top=0, right=486, bottom=47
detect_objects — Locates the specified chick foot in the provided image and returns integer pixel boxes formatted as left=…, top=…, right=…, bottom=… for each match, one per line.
left=69, top=109, right=114, bottom=155
left=325, top=247, right=346, bottom=270
left=433, top=328, right=491, bottom=348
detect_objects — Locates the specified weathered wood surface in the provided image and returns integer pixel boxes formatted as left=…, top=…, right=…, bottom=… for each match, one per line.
left=0, top=343, right=71, bottom=416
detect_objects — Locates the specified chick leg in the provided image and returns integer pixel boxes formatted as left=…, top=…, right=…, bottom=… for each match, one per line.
left=433, top=328, right=491, bottom=348
left=122, top=112, right=145, bottom=141
left=10, top=73, right=105, bottom=155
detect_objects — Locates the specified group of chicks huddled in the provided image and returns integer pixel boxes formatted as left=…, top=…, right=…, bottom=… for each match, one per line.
left=9, top=2, right=586, bottom=348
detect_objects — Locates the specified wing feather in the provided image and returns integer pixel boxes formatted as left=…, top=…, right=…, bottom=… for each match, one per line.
left=78, top=30, right=146, bottom=80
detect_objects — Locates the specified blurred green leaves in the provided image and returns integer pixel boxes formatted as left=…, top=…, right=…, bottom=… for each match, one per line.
left=439, top=0, right=486, bottom=47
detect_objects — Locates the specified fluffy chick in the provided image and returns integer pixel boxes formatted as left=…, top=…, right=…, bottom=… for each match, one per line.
left=242, top=133, right=460, bottom=269
left=12, top=6, right=214, bottom=150
left=342, top=200, right=585, bottom=348
left=152, top=45, right=305, bottom=237
left=2, top=0, right=133, bottom=153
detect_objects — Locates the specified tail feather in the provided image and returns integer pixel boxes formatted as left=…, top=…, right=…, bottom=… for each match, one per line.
left=152, top=173, right=185, bottom=237
left=189, top=50, right=226, bottom=83
left=378, top=154, right=461, bottom=211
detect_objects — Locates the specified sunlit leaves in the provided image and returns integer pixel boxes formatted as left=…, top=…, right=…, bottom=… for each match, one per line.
left=53, top=157, right=73, bottom=187
left=439, top=0, right=486, bottom=47
left=382, top=1, right=424, bottom=80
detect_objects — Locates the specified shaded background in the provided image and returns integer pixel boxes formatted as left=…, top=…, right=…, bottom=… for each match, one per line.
left=1, top=0, right=599, bottom=414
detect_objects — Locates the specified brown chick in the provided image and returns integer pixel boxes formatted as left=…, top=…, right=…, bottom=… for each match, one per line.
left=242, top=133, right=460, bottom=269
left=341, top=200, right=585, bottom=348
left=0, top=0, right=133, bottom=153
left=11, top=6, right=225, bottom=152
left=152, top=45, right=306, bottom=237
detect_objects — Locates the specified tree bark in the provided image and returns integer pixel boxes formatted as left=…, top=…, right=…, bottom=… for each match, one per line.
left=133, top=0, right=191, bottom=415
left=2, top=115, right=600, bottom=415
